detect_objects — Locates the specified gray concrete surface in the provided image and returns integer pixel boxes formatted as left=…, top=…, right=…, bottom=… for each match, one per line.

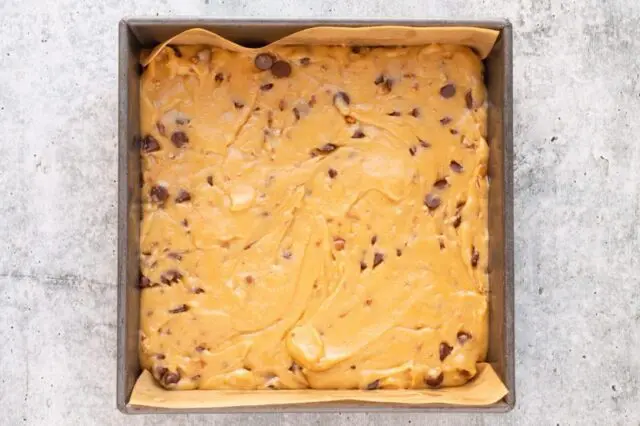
left=1, top=0, right=639, bottom=424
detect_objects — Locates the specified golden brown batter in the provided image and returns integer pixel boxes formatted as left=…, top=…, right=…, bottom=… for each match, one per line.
left=138, top=43, right=489, bottom=391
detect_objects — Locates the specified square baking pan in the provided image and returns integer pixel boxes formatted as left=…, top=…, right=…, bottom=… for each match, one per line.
left=117, top=17, right=514, bottom=414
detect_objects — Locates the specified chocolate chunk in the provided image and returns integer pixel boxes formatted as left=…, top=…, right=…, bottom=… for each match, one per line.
left=374, top=74, right=385, bottom=85
left=459, top=369, right=473, bottom=380
left=351, top=46, right=362, bottom=54
left=409, top=108, right=421, bottom=118
left=440, top=83, right=456, bottom=98
left=328, top=168, right=338, bottom=178
left=352, top=130, right=365, bottom=139
left=175, top=189, right=191, bottom=203
left=271, top=60, right=292, bottom=78
left=234, top=101, right=245, bottom=109
left=171, top=131, right=189, bottom=148
left=396, top=248, right=403, bottom=257
left=453, top=216, right=462, bottom=228
left=424, top=193, right=441, bottom=210
left=156, top=122, right=167, bottom=136
left=215, top=72, right=224, bottom=83
left=254, top=53, right=276, bottom=70
left=139, top=275, right=151, bottom=288
left=150, top=185, right=169, bottom=204
left=141, top=135, right=160, bottom=153
left=418, top=138, right=430, bottom=148
left=154, top=366, right=168, bottom=381
left=207, top=175, right=214, bottom=186
left=366, top=379, right=380, bottom=390
left=439, top=342, right=453, bottom=361
left=163, top=371, right=181, bottom=386
left=245, top=275, right=254, bottom=284
left=439, top=116, right=452, bottom=125
left=425, top=372, right=444, bottom=388
left=260, top=83, right=274, bottom=91
left=457, top=331, right=472, bottom=345
left=167, top=252, right=183, bottom=260
left=293, top=107, right=300, bottom=121
left=372, top=252, right=384, bottom=269
left=360, top=261, right=368, bottom=271
left=371, top=235, right=378, bottom=245
left=471, top=246, right=479, bottom=268
left=333, top=91, right=350, bottom=106
left=387, top=111, right=401, bottom=117
left=450, top=160, right=463, bottom=173
left=333, top=237, right=346, bottom=251
left=169, top=304, right=189, bottom=314
left=465, top=90, right=474, bottom=109
left=299, top=57, right=311, bottom=66
left=434, top=179, right=448, bottom=189
left=409, top=146, right=417, bottom=156
left=160, top=269, right=182, bottom=285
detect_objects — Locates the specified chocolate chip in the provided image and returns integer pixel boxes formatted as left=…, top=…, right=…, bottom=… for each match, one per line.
left=365, top=298, right=373, bottom=306
left=424, top=193, right=441, bottom=210
left=308, top=95, right=316, bottom=107
left=465, top=90, right=474, bottom=109
left=409, top=108, right=420, bottom=118
left=293, top=107, right=300, bottom=121
left=254, top=53, right=276, bottom=70
left=312, top=143, right=338, bottom=155
left=333, top=91, right=350, bottom=106
left=193, top=287, right=205, bottom=294
left=439, top=342, right=453, bottom=361
left=277, top=99, right=287, bottom=111
left=156, top=122, right=166, bottom=136
left=352, top=130, right=365, bottom=139
left=163, top=371, right=181, bottom=386
left=271, top=60, right=292, bottom=78
left=439, top=116, right=452, bottom=125
left=387, top=111, right=401, bottom=117
left=181, top=218, right=189, bottom=227
left=450, top=129, right=458, bottom=135
left=169, top=304, right=189, bottom=314
left=141, top=135, right=160, bottom=153
left=175, top=189, right=191, bottom=203
left=366, top=379, right=380, bottom=390
left=167, top=252, right=182, bottom=260
left=282, top=250, right=292, bottom=259
left=300, top=57, right=311, bottom=66
left=260, top=83, right=274, bottom=91
left=150, top=185, right=169, bottom=204
left=381, top=79, right=393, bottom=94
left=155, top=353, right=166, bottom=360
left=440, top=83, right=456, bottom=98
left=439, top=239, right=445, bottom=250
left=333, top=237, right=346, bottom=251
left=372, top=252, right=384, bottom=269
left=170, top=46, right=182, bottom=58
left=160, top=269, right=182, bottom=285
left=350, top=365, right=356, bottom=370
left=471, top=246, right=479, bottom=268
left=360, top=261, right=368, bottom=271
left=154, top=366, right=168, bottom=381
left=409, top=146, right=417, bottom=156
left=207, top=175, right=214, bottom=186
left=450, top=160, right=463, bottom=173
left=459, top=369, right=473, bottom=380
left=418, top=138, right=430, bottom=148
left=351, top=46, right=362, bottom=54
left=374, top=74, right=385, bottom=85
left=328, top=168, right=338, bottom=178
left=425, top=372, right=444, bottom=388
left=245, top=275, right=255, bottom=284
left=457, top=331, right=472, bottom=345
left=371, top=235, right=377, bottom=245
left=434, top=179, right=448, bottom=189
left=171, top=131, right=189, bottom=148
left=453, top=216, right=462, bottom=228
left=288, top=362, right=301, bottom=373
left=234, top=101, right=245, bottom=109
left=139, top=275, right=152, bottom=288
left=344, top=115, right=356, bottom=124
left=396, top=248, right=403, bottom=257
left=215, top=72, right=224, bottom=83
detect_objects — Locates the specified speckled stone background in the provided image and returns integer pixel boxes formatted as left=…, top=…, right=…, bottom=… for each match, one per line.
left=1, top=0, right=639, bottom=425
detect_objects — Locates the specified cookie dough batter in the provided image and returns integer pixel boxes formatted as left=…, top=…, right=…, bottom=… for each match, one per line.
left=139, top=43, right=489, bottom=391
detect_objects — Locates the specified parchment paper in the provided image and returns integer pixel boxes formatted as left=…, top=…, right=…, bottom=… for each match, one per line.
left=131, top=25, right=507, bottom=409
